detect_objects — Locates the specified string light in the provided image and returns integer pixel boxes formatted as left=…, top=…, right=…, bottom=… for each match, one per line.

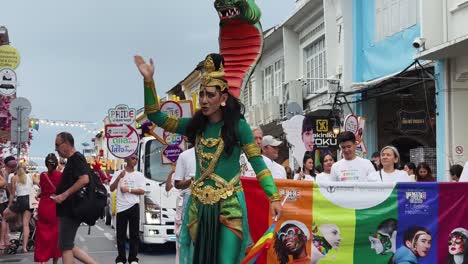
left=30, top=118, right=100, bottom=134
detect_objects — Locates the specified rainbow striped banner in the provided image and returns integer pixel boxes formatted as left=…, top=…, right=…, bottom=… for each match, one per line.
left=242, top=178, right=468, bottom=264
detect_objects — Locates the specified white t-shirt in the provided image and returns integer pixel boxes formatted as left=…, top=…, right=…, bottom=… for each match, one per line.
left=330, top=157, right=376, bottom=182
left=110, top=170, right=146, bottom=213
left=316, top=172, right=331, bottom=183
left=173, top=148, right=196, bottom=196
left=240, top=153, right=256, bottom=177
left=368, top=169, right=411, bottom=183
left=262, top=155, right=286, bottom=179
left=294, top=173, right=315, bottom=181
left=459, top=162, right=468, bottom=182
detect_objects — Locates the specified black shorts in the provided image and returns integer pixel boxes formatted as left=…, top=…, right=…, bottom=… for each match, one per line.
left=58, top=216, right=82, bottom=250
left=9, top=195, right=32, bottom=214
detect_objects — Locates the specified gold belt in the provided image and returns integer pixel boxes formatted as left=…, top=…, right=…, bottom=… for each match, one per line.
left=191, top=181, right=243, bottom=205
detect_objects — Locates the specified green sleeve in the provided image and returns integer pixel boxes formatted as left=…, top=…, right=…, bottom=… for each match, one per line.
left=144, top=79, right=191, bottom=135
left=238, top=119, right=280, bottom=201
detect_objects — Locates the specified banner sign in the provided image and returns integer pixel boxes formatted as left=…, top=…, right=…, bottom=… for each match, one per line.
left=108, top=104, right=136, bottom=125
left=105, top=124, right=140, bottom=158
left=282, top=115, right=338, bottom=169
left=242, top=178, right=468, bottom=264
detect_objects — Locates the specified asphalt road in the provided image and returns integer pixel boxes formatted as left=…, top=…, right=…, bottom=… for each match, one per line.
left=0, top=220, right=176, bottom=263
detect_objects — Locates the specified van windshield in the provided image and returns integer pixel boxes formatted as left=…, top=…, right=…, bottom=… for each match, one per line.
left=144, top=139, right=172, bottom=182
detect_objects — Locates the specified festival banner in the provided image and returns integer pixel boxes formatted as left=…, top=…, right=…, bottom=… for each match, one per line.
left=241, top=178, right=468, bottom=264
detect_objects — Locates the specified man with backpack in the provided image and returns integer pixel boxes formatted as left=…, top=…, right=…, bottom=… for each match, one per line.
left=52, top=132, right=97, bottom=264
left=110, top=153, right=145, bottom=264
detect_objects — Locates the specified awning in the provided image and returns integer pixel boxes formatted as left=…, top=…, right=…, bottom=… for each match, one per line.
left=416, top=34, right=468, bottom=60
left=348, top=61, right=434, bottom=101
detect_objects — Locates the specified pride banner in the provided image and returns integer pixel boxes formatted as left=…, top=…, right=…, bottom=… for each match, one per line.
left=242, top=178, right=468, bottom=264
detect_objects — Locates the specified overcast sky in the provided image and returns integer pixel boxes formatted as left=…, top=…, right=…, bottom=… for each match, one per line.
left=2, top=0, right=295, bottom=159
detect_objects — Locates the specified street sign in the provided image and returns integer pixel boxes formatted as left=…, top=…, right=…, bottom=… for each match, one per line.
left=105, top=124, right=140, bottom=159
left=108, top=104, right=136, bottom=125
left=9, top=97, right=31, bottom=118
left=0, top=45, right=20, bottom=69
left=0, top=68, right=17, bottom=96
left=9, top=98, right=31, bottom=149
left=10, top=118, right=29, bottom=143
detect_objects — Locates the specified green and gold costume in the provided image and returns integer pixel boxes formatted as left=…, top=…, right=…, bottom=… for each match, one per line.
left=143, top=78, right=280, bottom=264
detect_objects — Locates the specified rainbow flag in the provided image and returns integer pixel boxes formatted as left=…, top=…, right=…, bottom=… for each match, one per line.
left=241, top=222, right=277, bottom=264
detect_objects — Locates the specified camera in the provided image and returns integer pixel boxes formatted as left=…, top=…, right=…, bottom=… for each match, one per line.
left=412, top=37, right=426, bottom=49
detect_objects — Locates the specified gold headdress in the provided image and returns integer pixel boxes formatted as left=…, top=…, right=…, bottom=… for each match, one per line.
left=200, top=54, right=228, bottom=92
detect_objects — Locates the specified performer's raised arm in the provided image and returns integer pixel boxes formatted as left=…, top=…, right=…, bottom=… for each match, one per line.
left=134, top=55, right=191, bottom=135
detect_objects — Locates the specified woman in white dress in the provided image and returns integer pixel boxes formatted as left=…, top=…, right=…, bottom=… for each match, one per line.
left=368, top=146, right=410, bottom=183
left=316, top=153, right=335, bottom=183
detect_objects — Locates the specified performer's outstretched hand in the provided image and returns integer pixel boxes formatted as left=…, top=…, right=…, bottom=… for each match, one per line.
left=271, top=200, right=283, bottom=221
left=134, top=55, right=155, bottom=81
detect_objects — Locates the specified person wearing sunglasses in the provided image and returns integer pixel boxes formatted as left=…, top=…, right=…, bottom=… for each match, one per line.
left=34, top=153, right=62, bottom=264
left=446, top=228, right=468, bottom=264
left=274, top=220, right=311, bottom=264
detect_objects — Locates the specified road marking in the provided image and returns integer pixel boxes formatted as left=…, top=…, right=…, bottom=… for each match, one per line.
left=104, top=232, right=114, bottom=241
left=94, top=225, right=104, bottom=231
left=78, top=235, right=85, bottom=242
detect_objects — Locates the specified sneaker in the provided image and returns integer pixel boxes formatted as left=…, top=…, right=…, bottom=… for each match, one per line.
left=130, top=262, right=139, bottom=264
left=116, top=262, right=124, bottom=264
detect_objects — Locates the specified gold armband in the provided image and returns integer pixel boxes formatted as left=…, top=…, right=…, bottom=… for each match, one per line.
left=242, top=142, right=261, bottom=159
left=256, top=169, right=271, bottom=181
left=269, top=193, right=282, bottom=202
left=162, top=115, right=179, bottom=132
left=144, top=79, right=161, bottom=114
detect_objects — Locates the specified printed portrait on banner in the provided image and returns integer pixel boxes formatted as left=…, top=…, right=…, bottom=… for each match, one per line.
left=282, top=115, right=338, bottom=171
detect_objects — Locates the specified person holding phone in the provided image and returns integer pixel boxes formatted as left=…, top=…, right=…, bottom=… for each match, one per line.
left=109, top=153, right=145, bottom=264
left=53, top=132, right=97, bottom=264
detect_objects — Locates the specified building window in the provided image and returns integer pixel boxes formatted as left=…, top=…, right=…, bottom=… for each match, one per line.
left=375, top=0, right=418, bottom=42
left=241, top=80, right=253, bottom=108
left=304, top=37, right=327, bottom=94
left=263, top=58, right=284, bottom=100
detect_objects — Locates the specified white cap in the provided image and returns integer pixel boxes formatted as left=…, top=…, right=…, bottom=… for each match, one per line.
left=262, top=135, right=282, bottom=147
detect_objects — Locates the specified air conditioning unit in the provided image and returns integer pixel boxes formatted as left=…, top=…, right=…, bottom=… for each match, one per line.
left=263, top=96, right=280, bottom=123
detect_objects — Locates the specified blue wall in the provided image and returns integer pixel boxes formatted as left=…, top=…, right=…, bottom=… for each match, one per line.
left=353, top=0, right=421, bottom=82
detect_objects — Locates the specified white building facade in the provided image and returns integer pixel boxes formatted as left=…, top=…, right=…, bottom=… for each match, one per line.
left=417, top=0, right=468, bottom=179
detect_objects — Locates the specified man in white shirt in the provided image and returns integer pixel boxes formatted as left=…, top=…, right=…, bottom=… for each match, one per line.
left=330, top=131, right=376, bottom=182
left=172, top=147, right=196, bottom=264
left=262, top=135, right=287, bottom=179
left=110, top=153, right=146, bottom=264
left=240, top=128, right=263, bottom=177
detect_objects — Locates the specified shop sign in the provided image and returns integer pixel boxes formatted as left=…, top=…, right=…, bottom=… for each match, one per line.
left=0, top=68, right=17, bottom=96
left=105, top=124, right=140, bottom=159
left=344, top=114, right=359, bottom=134
left=398, top=110, right=427, bottom=133
left=0, top=45, right=20, bottom=69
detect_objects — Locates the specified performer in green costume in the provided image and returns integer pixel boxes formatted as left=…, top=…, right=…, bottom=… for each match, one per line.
left=134, top=54, right=283, bottom=264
